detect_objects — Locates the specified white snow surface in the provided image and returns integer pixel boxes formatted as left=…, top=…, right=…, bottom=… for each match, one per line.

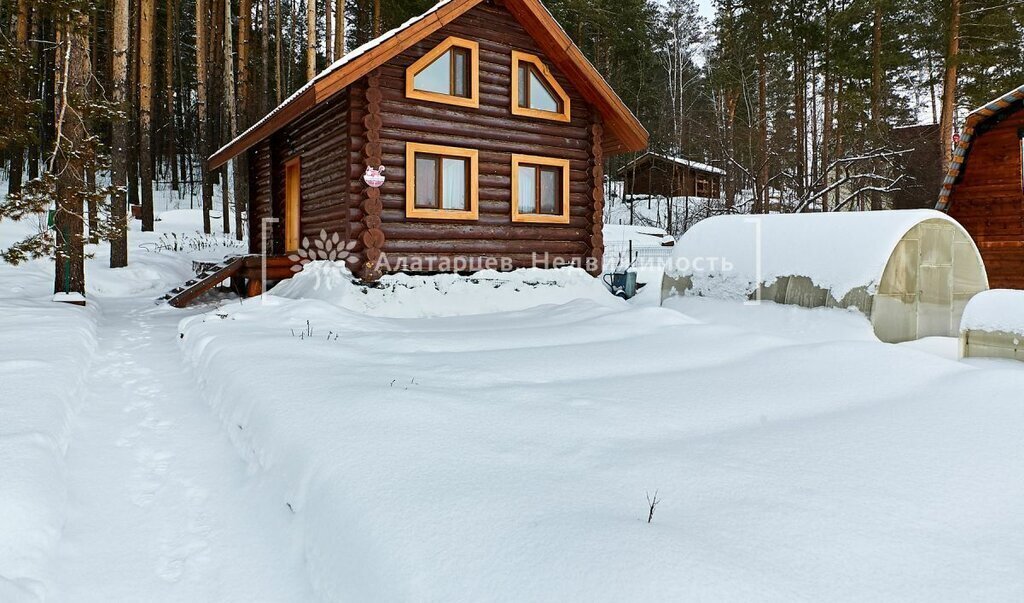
left=665, top=209, right=963, bottom=300
left=0, top=203, right=312, bottom=601
left=180, top=279, right=1024, bottom=601
left=961, top=289, right=1024, bottom=334
left=270, top=261, right=622, bottom=318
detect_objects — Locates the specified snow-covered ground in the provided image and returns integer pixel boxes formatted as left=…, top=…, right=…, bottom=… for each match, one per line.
left=0, top=207, right=312, bottom=601
left=179, top=263, right=1024, bottom=601
left=2, top=195, right=1024, bottom=600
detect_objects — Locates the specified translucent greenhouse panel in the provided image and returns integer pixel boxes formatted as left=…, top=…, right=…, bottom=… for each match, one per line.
left=920, top=223, right=954, bottom=267
left=878, top=238, right=919, bottom=296
left=872, top=293, right=918, bottom=343
left=952, top=238, right=989, bottom=294
left=917, top=265, right=953, bottom=337
left=962, top=329, right=1024, bottom=361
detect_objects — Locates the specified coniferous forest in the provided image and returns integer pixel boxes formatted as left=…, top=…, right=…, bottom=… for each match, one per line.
left=0, top=0, right=1022, bottom=289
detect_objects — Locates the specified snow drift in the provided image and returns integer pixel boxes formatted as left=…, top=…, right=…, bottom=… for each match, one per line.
left=269, top=262, right=622, bottom=318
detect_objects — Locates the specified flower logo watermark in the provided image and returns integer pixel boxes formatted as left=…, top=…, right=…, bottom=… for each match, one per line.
left=288, top=229, right=359, bottom=273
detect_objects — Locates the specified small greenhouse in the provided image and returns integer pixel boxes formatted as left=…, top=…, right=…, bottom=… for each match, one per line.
left=661, top=209, right=989, bottom=343
left=960, top=289, right=1024, bottom=361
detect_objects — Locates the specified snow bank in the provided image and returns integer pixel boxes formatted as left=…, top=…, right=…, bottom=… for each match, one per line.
left=665, top=209, right=962, bottom=299
left=961, top=289, right=1024, bottom=334
left=181, top=289, right=1024, bottom=601
left=270, top=262, right=621, bottom=318
left=0, top=300, right=97, bottom=601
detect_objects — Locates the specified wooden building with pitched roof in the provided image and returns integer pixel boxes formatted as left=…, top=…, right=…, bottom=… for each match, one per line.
left=209, top=0, right=647, bottom=291
left=937, top=85, right=1024, bottom=289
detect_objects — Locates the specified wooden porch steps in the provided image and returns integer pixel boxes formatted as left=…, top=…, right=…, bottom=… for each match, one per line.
left=159, top=255, right=249, bottom=308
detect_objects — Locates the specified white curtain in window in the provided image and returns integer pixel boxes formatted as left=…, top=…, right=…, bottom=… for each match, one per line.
left=442, top=158, right=467, bottom=210
left=518, top=166, right=535, bottom=213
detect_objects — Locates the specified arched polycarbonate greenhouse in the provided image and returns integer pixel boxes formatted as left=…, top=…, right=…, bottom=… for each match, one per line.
left=660, top=209, right=990, bottom=343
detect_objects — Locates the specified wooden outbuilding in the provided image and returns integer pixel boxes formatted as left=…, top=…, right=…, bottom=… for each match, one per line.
left=937, top=85, right=1024, bottom=289
left=618, top=152, right=724, bottom=199
left=209, top=0, right=647, bottom=292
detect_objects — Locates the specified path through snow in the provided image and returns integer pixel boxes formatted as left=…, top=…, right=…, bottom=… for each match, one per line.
left=50, top=296, right=312, bottom=602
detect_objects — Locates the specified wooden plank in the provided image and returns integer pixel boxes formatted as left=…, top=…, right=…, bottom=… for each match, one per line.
left=164, top=256, right=248, bottom=308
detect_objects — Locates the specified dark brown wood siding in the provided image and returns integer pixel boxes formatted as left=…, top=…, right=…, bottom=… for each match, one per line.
left=248, top=138, right=273, bottom=254
left=948, top=107, right=1024, bottom=289
left=370, top=2, right=598, bottom=271
left=247, top=91, right=352, bottom=256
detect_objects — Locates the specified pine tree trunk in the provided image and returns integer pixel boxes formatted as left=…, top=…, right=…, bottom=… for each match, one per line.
left=939, top=0, right=960, bottom=173
left=53, top=13, right=91, bottom=299
left=110, top=0, right=130, bottom=267
left=334, top=0, right=344, bottom=57
left=324, top=0, right=332, bottom=63
left=275, top=0, right=283, bottom=103
left=306, top=0, right=316, bottom=79
left=222, top=0, right=235, bottom=235
left=870, top=0, right=883, bottom=211
left=166, top=0, right=178, bottom=192
left=261, top=0, right=269, bottom=115
left=197, top=0, right=213, bottom=233
left=373, top=0, right=380, bottom=37
left=139, top=0, right=155, bottom=230
left=756, top=36, right=768, bottom=214
left=235, top=0, right=251, bottom=240
left=8, top=0, right=30, bottom=195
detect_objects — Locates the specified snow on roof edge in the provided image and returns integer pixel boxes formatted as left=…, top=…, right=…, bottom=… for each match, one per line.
left=620, top=152, right=725, bottom=176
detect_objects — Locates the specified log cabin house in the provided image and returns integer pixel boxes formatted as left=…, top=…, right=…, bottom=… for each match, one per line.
left=207, top=0, right=648, bottom=295
left=937, top=85, right=1024, bottom=289
left=618, top=152, right=724, bottom=200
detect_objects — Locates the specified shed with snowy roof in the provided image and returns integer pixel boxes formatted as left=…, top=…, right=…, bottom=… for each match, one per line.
left=207, top=0, right=647, bottom=292
left=660, top=210, right=989, bottom=343
left=936, top=84, right=1024, bottom=290
left=618, top=152, right=724, bottom=200
left=960, top=289, right=1024, bottom=362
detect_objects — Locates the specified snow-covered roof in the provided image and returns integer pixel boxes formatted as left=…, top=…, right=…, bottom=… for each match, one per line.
left=665, top=209, right=967, bottom=299
left=619, top=152, right=726, bottom=176
left=961, top=289, right=1024, bottom=335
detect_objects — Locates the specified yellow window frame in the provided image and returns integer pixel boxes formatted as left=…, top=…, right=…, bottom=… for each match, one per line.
left=511, top=154, right=571, bottom=224
left=406, top=142, right=480, bottom=221
left=405, top=36, right=480, bottom=109
left=511, top=50, right=571, bottom=123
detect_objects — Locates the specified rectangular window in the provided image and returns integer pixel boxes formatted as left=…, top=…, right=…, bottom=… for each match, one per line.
left=511, top=154, right=571, bottom=224
left=406, top=143, right=479, bottom=220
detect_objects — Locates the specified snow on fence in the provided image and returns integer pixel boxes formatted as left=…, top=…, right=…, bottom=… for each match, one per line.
left=660, top=209, right=990, bottom=343
left=960, top=289, right=1024, bottom=361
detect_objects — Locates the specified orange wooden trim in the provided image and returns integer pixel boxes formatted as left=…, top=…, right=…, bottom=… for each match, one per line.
left=511, top=50, right=571, bottom=123
left=405, top=36, right=480, bottom=108
left=405, top=142, right=479, bottom=220
left=284, top=157, right=302, bottom=252
left=510, top=153, right=571, bottom=224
